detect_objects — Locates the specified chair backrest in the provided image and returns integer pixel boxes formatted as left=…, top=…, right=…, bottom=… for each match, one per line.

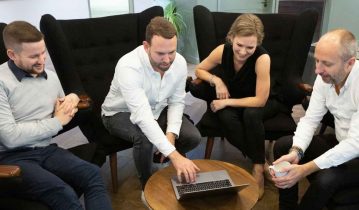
left=193, top=5, right=318, bottom=109
left=40, top=6, right=164, bottom=116
left=0, top=23, right=8, bottom=63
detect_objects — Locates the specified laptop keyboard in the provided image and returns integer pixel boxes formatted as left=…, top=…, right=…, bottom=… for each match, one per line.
left=176, top=179, right=232, bottom=196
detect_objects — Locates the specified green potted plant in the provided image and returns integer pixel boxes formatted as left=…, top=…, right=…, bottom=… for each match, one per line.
left=164, top=1, right=186, bottom=35
left=164, top=0, right=186, bottom=51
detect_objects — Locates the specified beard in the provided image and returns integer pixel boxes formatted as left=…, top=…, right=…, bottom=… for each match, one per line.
left=149, top=57, right=173, bottom=72
left=320, top=72, right=347, bottom=86
left=320, top=74, right=335, bottom=84
left=26, top=64, right=45, bottom=75
left=17, top=60, right=44, bottom=75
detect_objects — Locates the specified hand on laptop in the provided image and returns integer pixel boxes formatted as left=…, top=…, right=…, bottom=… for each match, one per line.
left=168, top=151, right=200, bottom=183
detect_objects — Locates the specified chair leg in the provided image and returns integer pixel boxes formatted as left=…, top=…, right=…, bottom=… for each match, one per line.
left=205, top=137, right=214, bottom=159
left=110, top=153, right=118, bottom=193
left=266, top=140, right=275, bottom=164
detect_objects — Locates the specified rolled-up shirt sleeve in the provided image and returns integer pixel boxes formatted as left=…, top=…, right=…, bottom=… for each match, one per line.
left=314, top=115, right=359, bottom=168
left=293, top=76, right=328, bottom=151
left=314, top=79, right=359, bottom=169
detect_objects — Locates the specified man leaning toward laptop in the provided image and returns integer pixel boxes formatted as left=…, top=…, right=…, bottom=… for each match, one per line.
left=101, top=16, right=202, bottom=192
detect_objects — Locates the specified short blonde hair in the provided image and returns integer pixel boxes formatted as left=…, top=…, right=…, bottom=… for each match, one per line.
left=226, top=14, right=264, bottom=45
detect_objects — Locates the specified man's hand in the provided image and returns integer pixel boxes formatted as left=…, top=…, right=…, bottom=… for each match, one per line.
left=58, top=93, right=80, bottom=117
left=271, top=161, right=319, bottom=189
left=54, top=99, right=76, bottom=126
left=273, top=151, right=299, bottom=166
left=54, top=93, right=79, bottom=125
left=269, top=152, right=298, bottom=178
left=168, top=151, right=200, bottom=183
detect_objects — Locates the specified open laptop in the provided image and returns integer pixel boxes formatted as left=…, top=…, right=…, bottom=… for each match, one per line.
left=171, top=170, right=249, bottom=200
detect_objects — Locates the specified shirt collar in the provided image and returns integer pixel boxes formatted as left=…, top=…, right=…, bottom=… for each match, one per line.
left=8, top=59, right=47, bottom=82
left=342, top=60, right=359, bottom=90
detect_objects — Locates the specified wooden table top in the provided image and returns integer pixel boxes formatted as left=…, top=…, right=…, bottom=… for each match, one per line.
left=144, top=159, right=259, bottom=210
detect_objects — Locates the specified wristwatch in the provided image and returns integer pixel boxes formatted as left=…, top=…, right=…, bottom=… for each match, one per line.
left=289, top=146, right=304, bottom=160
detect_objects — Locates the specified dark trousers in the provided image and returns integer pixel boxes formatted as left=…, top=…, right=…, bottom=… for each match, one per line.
left=102, top=108, right=202, bottom=189
left=273, top=134, right=359, bottom=210
left=0, top=144, right=112, bottom=210
left=216, top=106, right=265, bottom=163
left=188, top=80, right=286, bottom=164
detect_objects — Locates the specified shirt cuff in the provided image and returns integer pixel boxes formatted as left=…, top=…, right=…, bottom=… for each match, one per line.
left=157, top=140, right=176, bottom=157
left=313, top=156, right=330, bottom=169
left=51, top=117, right=63, bottom=132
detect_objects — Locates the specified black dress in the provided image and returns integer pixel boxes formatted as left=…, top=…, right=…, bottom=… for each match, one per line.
left=220, top=43, right=268, bottom=99
left=189, top=43, right=284, bottom=164
left=212, top=43, right=268, bottom=163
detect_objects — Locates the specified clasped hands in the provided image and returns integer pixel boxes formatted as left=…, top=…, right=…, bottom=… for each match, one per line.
left=54, top=93, right=80, bottom=126
left=270, top=152, right=305, bottom=189
left=210, top=79, right=230, bottom=112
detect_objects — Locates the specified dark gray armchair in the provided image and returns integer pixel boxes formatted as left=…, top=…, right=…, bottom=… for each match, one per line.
left=191, top=5, right=359, bottom=210
left=192, top=5, right=318, bottom=159
left=39, top=6, right=164, bottom=193
left=0, top=22, right=99, bottom=210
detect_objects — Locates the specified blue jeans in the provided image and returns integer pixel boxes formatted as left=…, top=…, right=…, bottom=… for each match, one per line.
left=102, top=109, right=202, bottom=189
left=0, top=144, right=112, bottom=210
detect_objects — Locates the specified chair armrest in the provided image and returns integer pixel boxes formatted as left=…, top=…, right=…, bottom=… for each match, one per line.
left=297, top=83, right=313, bottom=94
left=0, top=165, right=21, bottom=178
left=192, top=78, right=203, bottom=85
left=298, top=83, right=313, bottom=110
left=77, top=94, right=92, bottom=110
left=187, top=76, right=203, bottom=85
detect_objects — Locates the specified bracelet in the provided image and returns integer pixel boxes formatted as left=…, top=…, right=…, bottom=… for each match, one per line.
left=289, top=146, right=304, bottom=160
left=209, top=74, right=215, bottom=87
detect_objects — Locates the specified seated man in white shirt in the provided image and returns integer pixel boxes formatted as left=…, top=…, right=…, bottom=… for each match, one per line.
left=270, top=29, right=359, bottom=210
left=101, top=17, right=202, bottom=190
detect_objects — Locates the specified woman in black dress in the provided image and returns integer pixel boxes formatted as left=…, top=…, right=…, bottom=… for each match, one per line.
left=190, top=14, right=270, bottom=198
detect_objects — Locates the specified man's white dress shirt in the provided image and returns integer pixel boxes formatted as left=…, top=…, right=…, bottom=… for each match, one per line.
left=102, top=45, right=187, bottom=156
left=293, top=60, right=359, bottom=169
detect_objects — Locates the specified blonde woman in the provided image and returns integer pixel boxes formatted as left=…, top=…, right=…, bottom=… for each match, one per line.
left=188, top=14, right=287, bottom=198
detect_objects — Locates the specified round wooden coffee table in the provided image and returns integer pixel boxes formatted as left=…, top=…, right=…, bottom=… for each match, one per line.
left=144, top=159, right=259, bottom=210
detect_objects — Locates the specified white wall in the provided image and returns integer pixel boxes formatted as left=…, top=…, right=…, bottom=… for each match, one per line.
left=0, top=0, right=90, bottom=28
left=176, top=0, right=275, bottom=64
left=89, top=0, right=129, bottom=17
left=133, top=0, right=168, bottom=13
left=0, top=0, right=90, bottom=71
left=322, top=0, right=359, bottom=38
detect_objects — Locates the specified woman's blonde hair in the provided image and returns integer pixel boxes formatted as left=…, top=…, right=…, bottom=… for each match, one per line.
left=226, top=14, right=264, bottom=45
